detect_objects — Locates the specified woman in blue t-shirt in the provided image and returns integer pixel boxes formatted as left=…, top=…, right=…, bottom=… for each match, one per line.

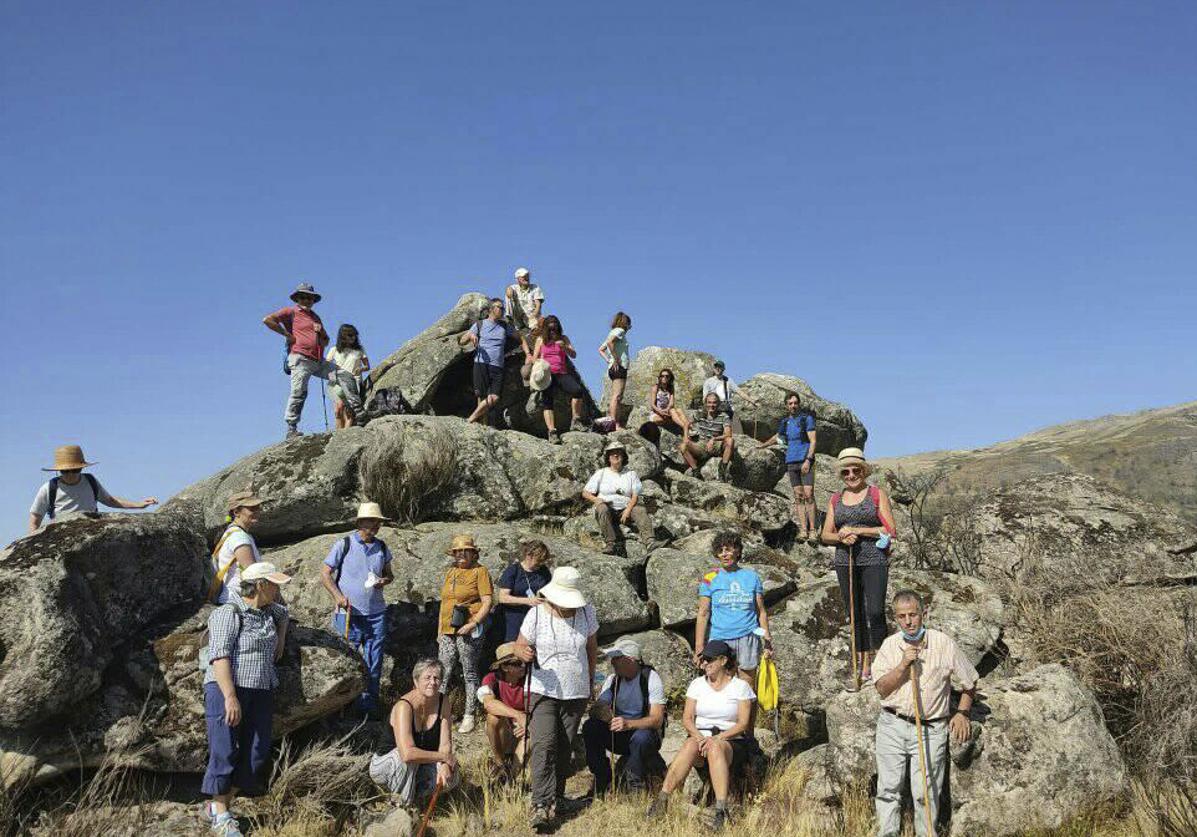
left=758, top=391, right=818, bottom=541
left=496, top=540, right=553, bottom=641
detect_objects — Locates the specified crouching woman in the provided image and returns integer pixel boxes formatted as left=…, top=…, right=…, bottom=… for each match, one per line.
left=369, top=658, right=461, bottom=806
left=201, top=561, right=292, bottom=837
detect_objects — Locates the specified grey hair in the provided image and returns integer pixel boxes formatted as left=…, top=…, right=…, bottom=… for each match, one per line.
left=412, top=657, right=445, bottom=681
left=892, top=589, right=925, bottom=609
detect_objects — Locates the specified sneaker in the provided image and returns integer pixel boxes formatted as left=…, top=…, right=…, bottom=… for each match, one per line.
left=211, top=811, right=243, bottom=837
left=285, top=427, right=301, bottom=440
left=711, top=807, right=728, bottom=832
left=458, top=714, right=476, bottom=734
left=530, top=804, right=553, bottom=831
left=645, top=794, right=669, bottom=818
left=198, top=802, right=217, bottom=825
left=547, top=430, right=562, bottom=445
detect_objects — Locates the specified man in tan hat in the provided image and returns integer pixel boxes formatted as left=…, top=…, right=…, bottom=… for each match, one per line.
left=582, top=440, right=662, bottom=557
left=478, top=641, right=530, bottom=781
left=27, top=445, right=157, bottom=535
left=319, top=501, right=394, bottom=713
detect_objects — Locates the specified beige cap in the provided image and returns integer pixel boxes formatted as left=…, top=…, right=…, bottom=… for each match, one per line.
left=603, top=637, right=643, bottom=660
left=242, top=561, right=291, bottom=584
left=514, top=267, right=531, bottom=279
left=226, top=489, right=265, bottom=512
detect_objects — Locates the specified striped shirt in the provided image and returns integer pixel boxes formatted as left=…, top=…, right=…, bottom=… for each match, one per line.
left=203, top=601, right=288, bottom=690
left=871, top=628, right=978, bottom=720
left=691, top=411, right=730, bottom=441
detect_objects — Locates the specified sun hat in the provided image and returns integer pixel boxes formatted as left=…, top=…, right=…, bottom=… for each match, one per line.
left=514, top=267, right=531, bottom=279
left=490, top=641, right=523, bottom=670
left=601, top=439, right=628, bottom=463
left=713, top=359, right=726, bottom=370
left=701, top=639, right=735, bottom=661
left=241, top=561, right=291, bottom=585
left=539, top=566, right=587, bottom=609
left=529, top=359, right=552, bottom=391
left=289, top=282, right=322, bottom=303
left=354, top=501, right=390, bottom=523
left=225, top=489, right=265, bottom=512
left=42, top=445, right=96, bottom=472
left=446, top=533, right=479, bottom=555
left=602, top=637, right=643, bottom=661
left=837, top=448, right=867, bottom=467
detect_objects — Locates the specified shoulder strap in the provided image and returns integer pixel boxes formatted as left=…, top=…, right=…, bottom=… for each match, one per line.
left=870, top=485, right=896, bottom=534
left=46, top=478, right=59, bottom=520
left=831, top=491, right=841, bottom=507
left=639, top=666, right=652, bottom=718
left=83, top=473, right=100, bottom=503
left=332, top=535, right=352, bottom=586
left=206, top=525, right=246, bottom=603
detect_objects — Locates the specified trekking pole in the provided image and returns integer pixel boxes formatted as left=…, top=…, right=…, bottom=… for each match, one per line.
left=609, top=677, right=619, bottom=792
left=521, top=662, right=534, bottom=787
left=321, top=378, right=330, bottom=432
left=416, top=778, right=442, bottom=837
left=848, top=543, right=859, bottom=690
left=910, top=658, right=936, bottom=837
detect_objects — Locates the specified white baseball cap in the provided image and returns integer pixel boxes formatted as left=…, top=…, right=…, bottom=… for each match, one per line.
left=514, top=267, right=531, bottom=279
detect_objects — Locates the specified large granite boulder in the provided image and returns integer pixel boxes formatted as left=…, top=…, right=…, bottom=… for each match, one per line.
left=614, top=346, right=718, bottom=412
left=645, top=547, right=800, bottom=630
left=822, top=664, right=1127, bottom=836
left=955, top=473, right=1197, bottom=588
left=667, top=472, right=793, bottom=535
left=734, top=373, right=868, bottom=450
left=768, top=569, right=1003, bottom=713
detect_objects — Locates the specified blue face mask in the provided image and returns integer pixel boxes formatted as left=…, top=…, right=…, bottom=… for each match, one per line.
left=902, top=626, right=926, bottom=643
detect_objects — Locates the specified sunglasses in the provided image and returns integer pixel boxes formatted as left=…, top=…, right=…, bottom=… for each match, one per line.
left=840, top=467, right=863, bottom=476
left=502, top=660, right=526, bottom=668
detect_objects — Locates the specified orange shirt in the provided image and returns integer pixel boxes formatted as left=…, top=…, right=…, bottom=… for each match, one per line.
left=438, top=565, right=493, bottom=635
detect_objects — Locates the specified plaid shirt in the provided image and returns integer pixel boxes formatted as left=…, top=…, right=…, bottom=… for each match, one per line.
left=203, top=601, right=287, bottom=690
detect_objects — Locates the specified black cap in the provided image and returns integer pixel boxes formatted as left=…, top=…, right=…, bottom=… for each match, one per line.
left=701, top=639, right=735, bottom=662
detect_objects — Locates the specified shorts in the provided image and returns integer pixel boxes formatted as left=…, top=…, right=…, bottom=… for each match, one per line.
left=473, top=363, right=504, bottom=399
left=537, top=371, right=584, bottom=408
left=700, top=732, right=754, bottom=775
left=722, top=633, right=763, bottom=671
left=607, top=364, right=628, bottom=381
left=786, top=460, right=814, bottom=487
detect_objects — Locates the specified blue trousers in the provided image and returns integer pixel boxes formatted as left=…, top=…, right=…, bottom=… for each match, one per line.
left=203, top=682, right=273, bottom=796
left=582, top=717, right=662, bottom=793
left=332, top=609, right=388, bottom=710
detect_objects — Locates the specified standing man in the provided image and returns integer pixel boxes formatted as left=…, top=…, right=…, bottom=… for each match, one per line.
left=319, top=502, right=395, bottom=714
left=263, top=282, right=354, bottom=439
left=758, top=392, right=818, bottom=541
left=702, top=360, right=760, bottom=435
left=505, top=267, right=545, bottom=334
left=694, top=531, right=772, bottom=728
left=680, top=393, right=735, bottom=481
left=582, top=638, right=667, bottom=797
left=461, top=298, right=531, bottom=428
left=28, top=444, right=157, bottom=534
left=872, top=589, right=978, bottom=837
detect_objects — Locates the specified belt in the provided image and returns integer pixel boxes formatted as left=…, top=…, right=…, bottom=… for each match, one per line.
left=883, top=706, right=948, bottom=725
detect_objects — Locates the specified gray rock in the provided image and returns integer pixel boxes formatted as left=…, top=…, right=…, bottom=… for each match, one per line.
left=645, top=547, right=799, bottom=630
left=363, top=807, right=415, bottom=837
left=667, top=472, right=792, bottom=535
left=609, top=346, right=718, bottom=413
left=734, top=373, right=868, bottom=451
left=695, top=434, right=786, bottom=492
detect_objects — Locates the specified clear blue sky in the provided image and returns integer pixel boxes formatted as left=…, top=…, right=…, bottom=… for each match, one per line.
left=3, top=2, right=1195, bottom=545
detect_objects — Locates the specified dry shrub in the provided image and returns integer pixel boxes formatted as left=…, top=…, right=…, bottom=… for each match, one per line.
left=21, top=749, right=154, bottom=836
left=359, top=430, right=458, bottom=525
left=1132, top=780, right=1197, bottom=837
left=246, top=735, right=378, bottom=835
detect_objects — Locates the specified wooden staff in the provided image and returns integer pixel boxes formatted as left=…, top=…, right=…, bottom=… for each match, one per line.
left=910, top=657, right=936, bottom=837
left=342, top=604, right=351, bottom=641
left=416, top=778, right=442, bottom=837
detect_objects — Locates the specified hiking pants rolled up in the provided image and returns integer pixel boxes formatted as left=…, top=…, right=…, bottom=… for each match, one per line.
left=285, top=353, right=336, bottom=426
left=582, top=718, right=661, bottom=792
left=875, top=710, right=948, bottom=837
left=202, top=682, right=274, bottom=797
left=836, top=563, right=889, bottom=652
left=437, top=633, right=484, bottom=716
left=593, top=502, right=653, bottom=549
left=332, top=609, right=387, bottom=709
left=528, top=695, right=586, bottom=808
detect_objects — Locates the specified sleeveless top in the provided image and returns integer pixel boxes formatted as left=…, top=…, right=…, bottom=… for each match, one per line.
left=540, top=340, right=568, bottom=374
left=380, top=696, right=443, bottom=755
left=654, top=387, right=671, bottom=410
left=832, top=490, right=888, bottom=568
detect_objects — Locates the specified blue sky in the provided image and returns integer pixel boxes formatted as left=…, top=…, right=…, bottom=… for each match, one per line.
left=2, top=2, right=1194, bottom=545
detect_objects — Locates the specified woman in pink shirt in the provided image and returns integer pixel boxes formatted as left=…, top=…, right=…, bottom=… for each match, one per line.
left=531, top=315, right=585, bottom=444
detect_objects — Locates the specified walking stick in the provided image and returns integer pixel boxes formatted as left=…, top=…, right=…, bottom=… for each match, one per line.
left=342, top=604, right=352, bottom=641
left=415, top=778, right=442, bottom=837
left=521, top=660, right=534, bottom=787
left=609, top=677, right=619, bottom=791
left=910, top=657, right=936, bottom=837
left=847, top=543, right=859, bottom=690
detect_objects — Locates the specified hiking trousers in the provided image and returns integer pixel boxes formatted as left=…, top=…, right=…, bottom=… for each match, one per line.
left=332, top=609, right=387, bottom=711
left=202, top=683, right=273, bottom=796
left=582, top=719, right=662, bottom=793
left=593, top=502, right=653, bottom=549
left=875, top=709, right=948, bottom=837
left=527, top=694, right=586, bottom=809
left=437, top=633, right=484, bottom=717
left=286, top=354, right=361, bottom=427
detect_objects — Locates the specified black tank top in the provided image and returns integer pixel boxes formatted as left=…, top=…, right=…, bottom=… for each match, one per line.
left=387, top=696, right=443, bottom=753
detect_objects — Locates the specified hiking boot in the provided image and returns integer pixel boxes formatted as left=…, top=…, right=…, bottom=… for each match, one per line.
left=530, top=804, right=553, bottom=831
left=711, top=807, right=728, bottom=832
left=458, top=714, right=476, bottom=734
left=570, top=417, right=589, bottom=433
left=285, top=427, right=301, bottom=440
left=210, top=811, right=243, bottom=837
left=717, top=462, right=730, bottom=482
left=547, top=430, right=562, bottom=445
left=645, top=793, right=669, bottom=818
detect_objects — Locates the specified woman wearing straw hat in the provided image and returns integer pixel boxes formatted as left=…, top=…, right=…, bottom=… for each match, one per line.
left=514, top=566, right=599, bottom=831
left=200, top=561, right=292, bottom=837
left=820, top=448, right=897, bottom=690
left=27, top=444, right=157, bottom=534
left=437, top=534, right=494, bottom=734
left=209, top=490, right=267, bottom=607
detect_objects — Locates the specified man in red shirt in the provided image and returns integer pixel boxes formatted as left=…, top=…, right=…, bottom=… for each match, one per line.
left=263, top=283, right=352, bottom=439
left=478, top=641, right=528, bottom=782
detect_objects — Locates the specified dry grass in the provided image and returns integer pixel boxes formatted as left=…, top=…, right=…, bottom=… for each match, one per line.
left=359, top=429, right=458, bottom=525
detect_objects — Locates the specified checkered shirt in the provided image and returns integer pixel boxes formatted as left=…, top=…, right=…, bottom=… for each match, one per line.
left=203, top=601, right=287, bottom=690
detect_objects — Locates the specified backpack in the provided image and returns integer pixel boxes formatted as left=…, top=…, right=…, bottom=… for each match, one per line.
left=611, top=664, right=668, bottom=735
left=830, top=484, right=895, bottom=538
left=206, top=525, right=248, bottom=604
left=45, top=474, right=101, bottom=521
left=358, top=387, right=413, bottom=425
left=328, top=534, right=391, bottom=587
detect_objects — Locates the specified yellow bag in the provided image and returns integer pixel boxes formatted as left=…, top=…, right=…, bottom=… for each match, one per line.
left=756, top=656, right=779, bottom=712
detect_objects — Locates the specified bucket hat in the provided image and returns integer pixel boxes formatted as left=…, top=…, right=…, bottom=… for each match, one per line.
left=225, top=489, right=265, bottom=512
left=529, top=359, right=552, bottom=391
left=539, top=566, right=587, bottom=609
left=289, top=282, right=322, bottom=303
left=836, top=448, right=867, bottom=467
left=490, top=641, right=523, bottom=670
left=601, top=440, right=628, bottom=463
left=241, top=561, right=292, bottom=585
left=354, top=501, right=390, bottom=523
left=43, top=445, right=96, bottom=472
left=446, top=533, right=479, bottom=555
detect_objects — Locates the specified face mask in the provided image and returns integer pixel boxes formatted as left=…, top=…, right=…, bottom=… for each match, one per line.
left=902, top=626, right=926, bottom=643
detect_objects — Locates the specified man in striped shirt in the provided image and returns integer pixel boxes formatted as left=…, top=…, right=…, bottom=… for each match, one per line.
left=872, top=589, right=978, bottom=837
left=679, top=393, right=735, bottom=481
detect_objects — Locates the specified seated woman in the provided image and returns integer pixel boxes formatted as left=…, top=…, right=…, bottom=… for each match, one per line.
left=644, top=640, right=755, bottom=832
left=369, top=658, right=461, bottom=806
left=532, top=314, right=586, bottom=443
left=646, top=368, right=690, bottom=438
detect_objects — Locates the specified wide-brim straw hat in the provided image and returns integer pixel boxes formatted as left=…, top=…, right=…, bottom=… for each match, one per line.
left=529, top=359, right=552, bottom=391
left=836, top=447, right=870, bottom=474
left=43, top=445, right=96, bottom=472
left=354, top=501, right=391, bottom=523
left=446, top=533, right=479, bottom=555
left=289, top=282, right=322, bottom=303
left=540, top=566, right=587, bottom=609
left=226, top=489, right=265, bottom=512
left=490, top=641, right=521, bottom=670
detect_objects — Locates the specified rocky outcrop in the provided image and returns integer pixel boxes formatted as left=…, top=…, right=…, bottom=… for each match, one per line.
left=735, top=373, right=868, bottom=451
left=614, top=346, right=718, bottom=412
left=646, top=548, right=800, bottom=630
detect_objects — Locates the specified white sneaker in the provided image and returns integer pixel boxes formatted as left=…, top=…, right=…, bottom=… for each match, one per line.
left=459, top=714, right=476, bottom=734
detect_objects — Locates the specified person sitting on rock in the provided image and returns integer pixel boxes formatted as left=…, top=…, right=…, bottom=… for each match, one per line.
left=505, top=266, right=545, bottom=334
left=325, top=323, right=369, bottom=429
left=872, top=589, right=977, bottom=837
left=319, top=502, right=394, bottom=714
left=645, top=640, right=755, bottom=832
left=582, top=440, right=658, bottom=557
left=27, top=444, right=157, bottom=534
left=598, top=311, right=632, bottom=430
left=757, top=391, right=818, bottom=541
left=208, top=489, right=266, bottom=606
left=820, top=447, right=897, bottom=690
left=369, top=658, right=461, bottom=807
left=437, top=533, right=494, bottom=735
left=462, top=298, right=531, bottom=429
left=497, top=539, right=553, bottom=642
left=702, top=360, right=759, bottom=435
left=477, top=641, right=529, bottom=782
left=693, top=531, right=772, bottom=730
left=200, top=561, right=291, bottom=837
left=646, top=368, right=690, bottom=437
left=583, top=637, right=667, bottom=798
left=532, top=314, right=586, bottom=443
left=680, top=393, right=735, bottom=481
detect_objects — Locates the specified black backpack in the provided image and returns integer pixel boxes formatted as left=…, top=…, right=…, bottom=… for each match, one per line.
left=358, top=387, right=414, bottom=425
left=46, top=474, right=101, bottom=520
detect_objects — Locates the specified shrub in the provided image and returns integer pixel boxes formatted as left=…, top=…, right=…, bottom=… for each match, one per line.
left=359, top=430, right=458, bottom=525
